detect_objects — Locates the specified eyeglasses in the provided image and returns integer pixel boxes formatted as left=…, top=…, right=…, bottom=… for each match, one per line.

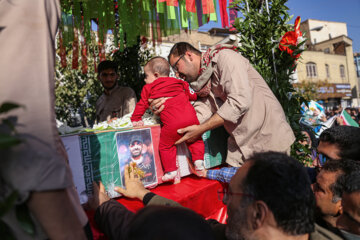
left=171, top=54, right=185, bottom=72
left=312, top=150, right=330, bottom=166
left=217, top=186, right=254, bottom=203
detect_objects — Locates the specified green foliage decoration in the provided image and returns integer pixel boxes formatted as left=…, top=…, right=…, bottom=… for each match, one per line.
left=230, top=0, right=310, bottom=164
left=112, top=38, right=154, bottom=100
left=0, top=102, right=35, bottom=239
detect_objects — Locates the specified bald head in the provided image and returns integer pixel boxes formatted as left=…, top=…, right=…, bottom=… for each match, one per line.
left=145, top=57, right=170, bottom=77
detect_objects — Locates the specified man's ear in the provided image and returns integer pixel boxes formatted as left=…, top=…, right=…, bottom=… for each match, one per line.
left=252, top=201, right=268, bottom=230
left=336, top=201, right=343, bottom=216
left=185, top=50, right=193, bottom=61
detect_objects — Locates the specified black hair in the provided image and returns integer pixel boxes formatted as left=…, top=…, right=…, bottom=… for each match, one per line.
left=126, top=205, right=214, bottom=240
left=243, top=152, right=315, bottom=235
left=332, top=160, right=360, bottom=198
left=145, top=57, right=170, bottom=76
left=319, top=126, right=360, bottom=161
left=321, top=160, right=348, bottom=202
left=97, top=60, right=118, bottom=74
left=168, top=42, right=201, bottom=62
left=342, top=171, right=360, bottom=194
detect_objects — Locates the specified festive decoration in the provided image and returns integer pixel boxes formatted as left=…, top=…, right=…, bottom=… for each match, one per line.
left=279, top=16, right=302, bottom=59
left=59, top=0, right=231, bottom=70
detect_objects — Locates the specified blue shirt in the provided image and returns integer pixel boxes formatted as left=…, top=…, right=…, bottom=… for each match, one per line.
left=206, top=167, right=239, bottom=183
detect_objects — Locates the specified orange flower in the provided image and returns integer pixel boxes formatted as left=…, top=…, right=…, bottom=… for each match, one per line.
left=279, top=16, right=302, bottom=59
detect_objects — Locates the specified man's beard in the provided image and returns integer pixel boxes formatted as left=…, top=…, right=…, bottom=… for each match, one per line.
left=102, top=81, right=117, bottom=91
left=225, top=202, right=252, bottom=240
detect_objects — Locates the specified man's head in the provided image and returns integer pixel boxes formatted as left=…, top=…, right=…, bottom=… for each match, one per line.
left=129, top=135, right=143, bottom=158
left=336, top=171, right=360, bottom=235
left=225, top=152, right=314, bottom=240
left=97, top=60, right=118, bottom=90
left=168, top=42, right=202, bottom=82
left=126, top=205, right=214, bottom=240
left=144, top=57, right=170, bottom=84
left=312, top=160, right=346, bottom=219
left=318, top=126, right=360, bottom=161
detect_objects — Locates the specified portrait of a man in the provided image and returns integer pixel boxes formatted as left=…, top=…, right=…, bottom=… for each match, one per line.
left=116, top=129, right=157, bottom=188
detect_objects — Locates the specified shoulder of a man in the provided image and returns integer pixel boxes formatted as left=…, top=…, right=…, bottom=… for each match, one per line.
left=212, top=49, right=249, bottom=66
left=96, top=93, right=106, bottom=108
left=147, top=194, right=182, bottom=207
left=309, top=224, right=344, bottom=240
left=115, top=86, right=136, bottom=96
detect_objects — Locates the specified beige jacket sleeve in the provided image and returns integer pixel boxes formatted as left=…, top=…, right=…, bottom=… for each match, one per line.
left=214, top=51, right=252, bottom=124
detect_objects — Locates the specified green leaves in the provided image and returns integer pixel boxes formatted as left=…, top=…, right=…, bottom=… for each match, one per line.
left=0, top=192, right=18, bottom=217
left=15, top=204, right=35, bottom=236
left=0, top=102, right=23, bottom=115
left=0, top=134, right=22, bottom=150
left=0, top=192, right=35, bottom=238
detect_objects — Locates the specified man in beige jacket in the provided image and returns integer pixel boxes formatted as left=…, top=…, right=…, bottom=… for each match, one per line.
left=163, top=42, right=295, bottom=166
left=0, top=0, right=88, bottom=239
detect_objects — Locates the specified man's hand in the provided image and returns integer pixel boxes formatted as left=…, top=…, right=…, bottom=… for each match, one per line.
left=175, top=125, right=205, bottom=145
left=148, top=97, right=169, bottom=115
left=175, top=113, right=225, bottom=145
left=114, top=165, right=150, bottom=201
left=336, top=116, right=344, bottom=125
left=88, top=181, right=110, bottom=210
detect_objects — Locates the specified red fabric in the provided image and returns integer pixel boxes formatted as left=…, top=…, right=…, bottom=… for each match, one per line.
left=229, top=0, right=237, bottom=31
left=219, top=0, right=229, bottom=28
left=166, top=0, right=179, bottom=7
left=202, top=0, right=215, bottom=14
left=206, top=205, right=228, bottom=223
left=148, top=125, right=165, bottom=185
left=158, top=94, right=204, bottom=172
left=72, top=30, right=79, bottom=69
left=88, top=176, right=226, bottom=239
left=186, top=0, right=196, bottom=12
left=131, top=77, right=197, bottom=122
left=131, top=77, right=203, bottom=173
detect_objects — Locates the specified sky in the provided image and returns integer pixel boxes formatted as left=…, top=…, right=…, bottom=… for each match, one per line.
left=199, top=0, right=360, bottom=53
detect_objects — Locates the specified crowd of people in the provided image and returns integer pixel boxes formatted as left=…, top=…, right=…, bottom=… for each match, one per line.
left=1, top=1, right=359, bottom=240
left=323, top=106, right=360, bottom=126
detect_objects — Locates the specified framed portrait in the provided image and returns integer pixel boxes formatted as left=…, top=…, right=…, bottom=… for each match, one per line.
left=116, top=128, right=158, bottom=188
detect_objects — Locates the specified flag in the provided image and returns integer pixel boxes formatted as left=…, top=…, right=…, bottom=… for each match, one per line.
left=340, top=110, right=359, bottom=127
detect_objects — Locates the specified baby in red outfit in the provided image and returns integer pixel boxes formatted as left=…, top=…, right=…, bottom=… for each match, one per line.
left=131, top=57, right=205, bottom=182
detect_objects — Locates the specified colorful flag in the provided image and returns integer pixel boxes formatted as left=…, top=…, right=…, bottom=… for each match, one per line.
left=340, top=110, right=359, bottom=127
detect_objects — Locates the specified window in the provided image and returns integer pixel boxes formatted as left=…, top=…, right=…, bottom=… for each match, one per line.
left=306, top=62, right=317, bottom=78
left=340, top=65, right=345, bottom=79
left=325, top=64, right=330, bottom=78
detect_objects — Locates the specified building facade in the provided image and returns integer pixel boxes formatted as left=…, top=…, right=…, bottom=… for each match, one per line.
left=297, top=19, right=359, bottom=108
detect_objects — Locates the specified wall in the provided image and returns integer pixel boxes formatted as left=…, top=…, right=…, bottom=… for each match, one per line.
left=297, top=51, right=349, bottom=84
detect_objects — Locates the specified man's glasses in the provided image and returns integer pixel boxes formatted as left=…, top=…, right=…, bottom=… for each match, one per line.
left=217, top=186, right=254, bottom=203
left=171, top=54, right=185, bottom=72
left=312, top=150, right=330, bottom=166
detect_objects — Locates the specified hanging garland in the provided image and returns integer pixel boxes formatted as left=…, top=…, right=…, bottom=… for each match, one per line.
left=59, top=0, right=234, bottom=70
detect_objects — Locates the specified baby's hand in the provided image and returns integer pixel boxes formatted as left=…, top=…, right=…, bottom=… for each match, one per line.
left=132, top=120, right=144, bottom=127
